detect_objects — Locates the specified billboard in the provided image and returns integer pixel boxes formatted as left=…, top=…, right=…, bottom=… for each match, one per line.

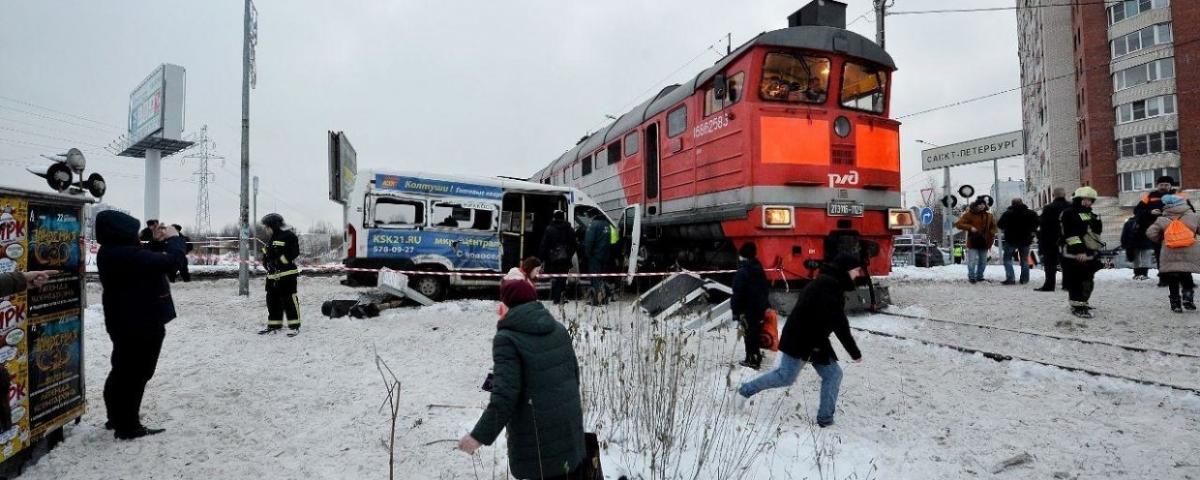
left=328, top=131, right=357, bottom=204
left=127, top=64, right=186, bottom=145
left=921, top=130, right=1024, bottom=171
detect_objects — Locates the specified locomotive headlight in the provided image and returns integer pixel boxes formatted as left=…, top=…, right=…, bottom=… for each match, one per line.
left=834, top=116, right=852, bottom=138
left=763, top=206, right=794, bottom=229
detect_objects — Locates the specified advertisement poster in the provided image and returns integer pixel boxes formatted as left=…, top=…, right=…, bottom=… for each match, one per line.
left=25, top=204, right=82, bottom=319
left=27, top=314, right=82, bottom=437
left=374, top=174, right=504, bottom=200
left=0, top=197, right=30, bottom=463
left=367, top=230, right=501, bottom=269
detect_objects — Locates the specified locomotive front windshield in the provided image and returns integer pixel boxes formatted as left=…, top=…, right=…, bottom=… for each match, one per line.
left=759, top=52, right=831, bottom=104
left=840, top=61, right=888, bottom=113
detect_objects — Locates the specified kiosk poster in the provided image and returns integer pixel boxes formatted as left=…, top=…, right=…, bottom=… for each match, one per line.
left=0, top=197, right=30, bottom=463
left=25, top=204, right=82, bottom=319
left=27, top=314, right=82, bottom=437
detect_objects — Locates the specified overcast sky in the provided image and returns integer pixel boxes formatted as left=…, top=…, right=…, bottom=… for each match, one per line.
left=0, top=0, right=1026, bottom=232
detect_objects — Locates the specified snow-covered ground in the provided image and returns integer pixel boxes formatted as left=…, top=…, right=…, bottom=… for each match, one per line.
left=18, top=269, right=1200, bottom=479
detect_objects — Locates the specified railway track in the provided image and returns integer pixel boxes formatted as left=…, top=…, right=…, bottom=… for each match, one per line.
left=851, top=311, right=1200, bottom=396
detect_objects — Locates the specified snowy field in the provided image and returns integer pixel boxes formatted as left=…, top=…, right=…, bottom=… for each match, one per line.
left=17, top=267, right=1200, bottom=479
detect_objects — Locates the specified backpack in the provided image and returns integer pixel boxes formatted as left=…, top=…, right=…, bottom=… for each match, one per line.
left=1164, top=218, right=1196, bottom=249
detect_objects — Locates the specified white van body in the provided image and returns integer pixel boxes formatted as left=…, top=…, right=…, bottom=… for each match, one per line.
left=340, top=170, right=627, bottom=299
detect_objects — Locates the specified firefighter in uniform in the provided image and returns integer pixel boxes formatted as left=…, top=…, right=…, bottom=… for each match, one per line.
left=1060, top=187, right=1104, bottom=319
left=258, top=213, right=302, bottom=336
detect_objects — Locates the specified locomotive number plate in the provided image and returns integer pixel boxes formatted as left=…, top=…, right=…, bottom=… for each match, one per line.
left=827, top=200, right=864, bottom=217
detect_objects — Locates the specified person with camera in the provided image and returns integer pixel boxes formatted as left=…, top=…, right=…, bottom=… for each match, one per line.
left=258, top=213, right=302, bottom=336
left=95, top=210, right=188, bottom=440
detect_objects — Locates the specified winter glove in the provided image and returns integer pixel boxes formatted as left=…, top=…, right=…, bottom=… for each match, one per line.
left=480, top=372, right=494, bottom=392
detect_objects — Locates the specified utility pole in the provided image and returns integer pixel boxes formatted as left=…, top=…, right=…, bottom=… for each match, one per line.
left=238, top=0, right=257, bottom=296
left=873, top=0, right=890, bottom=49
left=183, top=125, right=222, bottom=236
left=252, top=176, right=259, bottom=240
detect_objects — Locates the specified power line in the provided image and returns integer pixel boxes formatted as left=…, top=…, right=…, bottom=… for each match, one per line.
left=0, top=115, right=113, bottom=142
left=896, top=35, right=1200, bottom=120
left=0, top=125, right=109, bottom=149
left=0, top=95, right=124, bottom=131
left=0, top=104, right=123, bottom=134
left=889, top=1, right=1111, bottom=16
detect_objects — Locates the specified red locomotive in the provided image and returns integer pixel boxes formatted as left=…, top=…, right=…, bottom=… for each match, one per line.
left=532, top=0, right=907, bottom=279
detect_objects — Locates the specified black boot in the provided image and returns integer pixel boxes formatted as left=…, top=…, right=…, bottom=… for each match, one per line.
left=1170, top=296, right=1183, bottom=313
left=1071, top=306, right=1093, bottom=319
left=114, top=426, right=166, bottom=440
left=1184, top=290, right=1196, bottom=311
left=739, top=351, right=762, bottom=370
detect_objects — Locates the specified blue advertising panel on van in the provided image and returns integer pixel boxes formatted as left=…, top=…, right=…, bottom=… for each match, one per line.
left=367, top=229, right=500, bottom=269
left=375, top=175, right=504, bottom=200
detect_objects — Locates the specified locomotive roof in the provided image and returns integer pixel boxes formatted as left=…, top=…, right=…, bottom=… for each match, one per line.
left=536, top=25, right=894, bottom=178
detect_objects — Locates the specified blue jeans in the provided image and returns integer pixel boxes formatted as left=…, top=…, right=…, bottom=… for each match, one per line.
left=738, top=352, right=843, bottom=424
left=966, top=248, right=988, bottom=281
left=1002, top=242, right=1031, bottom=283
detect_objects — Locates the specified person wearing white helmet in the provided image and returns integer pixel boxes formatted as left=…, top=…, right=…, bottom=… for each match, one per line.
left=1060, top=186, right=1104, bottom=319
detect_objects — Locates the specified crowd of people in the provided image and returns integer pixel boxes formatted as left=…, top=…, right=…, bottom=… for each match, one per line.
left=952, top=175, right=1197, bottom=319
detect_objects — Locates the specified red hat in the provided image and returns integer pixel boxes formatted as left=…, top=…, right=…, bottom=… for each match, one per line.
left=499, top=279, right=537, bottom=308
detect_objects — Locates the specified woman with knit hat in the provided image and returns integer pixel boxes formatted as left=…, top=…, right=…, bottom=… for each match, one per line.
left=458, top=274, right=586, bottom=478
left=1145, top=194, right=1200, bottom=312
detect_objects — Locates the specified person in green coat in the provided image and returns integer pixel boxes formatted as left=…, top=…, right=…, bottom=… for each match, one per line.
left=459, top=278, right=586, bottom=479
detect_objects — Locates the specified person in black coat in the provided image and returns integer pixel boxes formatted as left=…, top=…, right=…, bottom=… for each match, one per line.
left=169, top=224, right=193, bottom=282
left=1134, top=175, right=1190, bottom=286
left=258, top=213, right=302, bottom=336
left=731, top=242, right=770, bottom=369
left=538, top=210, right=577, bottom=304
left=96, top=210, right=187, bottom=440
left=737, top=253, right=864, bottom=428
left=997, top=198, right=1040, bottom=285
left=1035, top=188, right=1071, bottom=291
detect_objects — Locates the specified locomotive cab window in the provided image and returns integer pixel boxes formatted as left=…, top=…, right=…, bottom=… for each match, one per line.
left=759, top=53, right=830, bottom=104
left=704, top=72, right=745, bottom=116
left=840, top=62, right=888, bottom=113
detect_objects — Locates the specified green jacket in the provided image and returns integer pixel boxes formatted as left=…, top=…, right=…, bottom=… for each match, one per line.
left=471, top=301, right=585, bottom=479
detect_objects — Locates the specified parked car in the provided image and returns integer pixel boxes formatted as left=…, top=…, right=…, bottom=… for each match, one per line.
left=892, top=244, right=946, bottom=268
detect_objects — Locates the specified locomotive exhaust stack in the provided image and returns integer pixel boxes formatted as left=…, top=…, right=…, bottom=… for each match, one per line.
left=788, top=0, right=848, bottom=29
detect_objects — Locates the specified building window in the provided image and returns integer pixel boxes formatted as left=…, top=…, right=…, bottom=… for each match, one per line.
left=1117, top=131, right=1178, bottom=158
left=1116, top=94, right=1176, bottom=124
left=1111, top=23, right=1172, bottom=59
left=1108, top=0, right=1170, bottom=26
left=667, top=106, right=688, bottom=138
left=1113, top=58, right=1175, bottom=91
left=1121, top=168, right=1181, bottom=192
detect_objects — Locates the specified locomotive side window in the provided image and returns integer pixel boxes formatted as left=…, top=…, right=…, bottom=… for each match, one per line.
left=582, top=154, right=593, bottom=176
left=704, top=72, right=744, bottom=116
left=667, top=106, right=687, bottom=137
left=607, top=142, right=621, bottom=165
left=841, top=62, right=888, bottom=113
left=759, top=53, right=830, bottom=104
left=624, top=132, right=640, bottom=156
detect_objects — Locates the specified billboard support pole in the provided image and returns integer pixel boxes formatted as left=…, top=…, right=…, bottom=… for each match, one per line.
left=943, top=166, right=952, bottom=249
left=145, top=149, right=161, bottom=220
left=237, top=0, right=251, bottom=296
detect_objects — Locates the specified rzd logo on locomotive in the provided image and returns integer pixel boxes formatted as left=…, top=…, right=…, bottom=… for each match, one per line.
left=827, top=170, right=860, bottom=188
